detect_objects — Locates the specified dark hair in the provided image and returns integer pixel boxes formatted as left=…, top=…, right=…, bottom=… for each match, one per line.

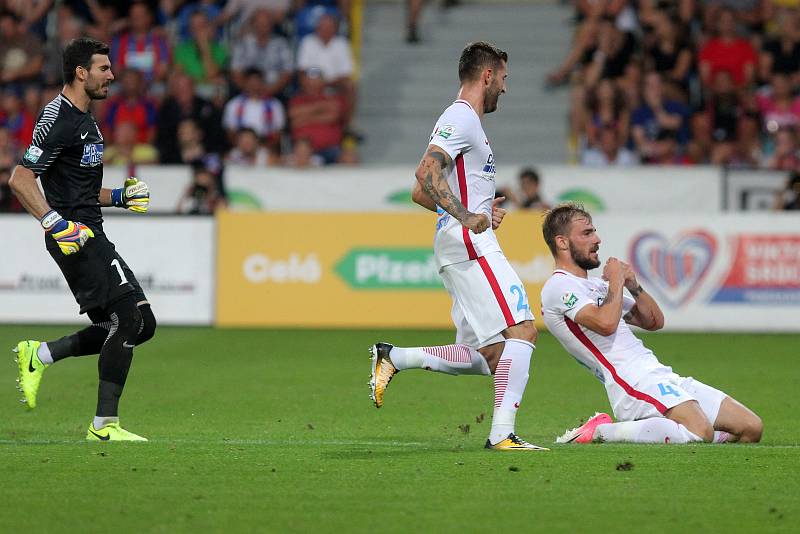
left=458, top=41, right=507, bottom=82
left=62, top=38, right=109, bottom=85
left=243, top=67, right=264, bottom=79
left=519, top=167, right=539, bottom=183
left=542, top=202, right=592, bottom=256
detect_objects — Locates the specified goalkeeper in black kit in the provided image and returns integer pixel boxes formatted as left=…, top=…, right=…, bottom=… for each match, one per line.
left=9, top=38, right=156, bottom=441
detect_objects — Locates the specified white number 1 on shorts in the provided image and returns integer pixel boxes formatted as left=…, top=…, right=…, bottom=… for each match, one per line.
left=110, top=259, right=129, bottom=286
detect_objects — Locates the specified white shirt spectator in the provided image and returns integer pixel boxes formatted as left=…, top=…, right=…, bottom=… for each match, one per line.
left=231, top=34, right=294, bottom=85
left=223, top=95, right=286, bottom=138
left=227, top=146, right=271, bottom=166
left=581, top=147, right=639, bottom=166
left=297, top=34, right=353, bottom=82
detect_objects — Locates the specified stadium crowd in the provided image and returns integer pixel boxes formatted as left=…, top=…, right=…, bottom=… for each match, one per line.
left=549, top=0, right=800, bottom=173
left=0, top=0, right=357, bottom=212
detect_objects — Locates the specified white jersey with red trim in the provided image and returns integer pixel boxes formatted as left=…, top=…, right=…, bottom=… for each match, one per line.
left=427, top=100, right=502, bottom=269
left=541, top=269, right=665, bottom=387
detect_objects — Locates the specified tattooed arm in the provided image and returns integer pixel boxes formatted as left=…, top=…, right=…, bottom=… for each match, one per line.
left=414, top=145, right=489, bottom=233
left=574, top=257, right=626, bottom=336
left=621, top=262, right=665, bottom=331
left=411, top=180, right=437, bottom=212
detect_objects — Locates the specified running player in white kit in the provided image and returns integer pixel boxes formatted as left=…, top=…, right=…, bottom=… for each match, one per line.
left=540, top=203, right=763, bottom=444
left=367, top=42, right=547, bottom=451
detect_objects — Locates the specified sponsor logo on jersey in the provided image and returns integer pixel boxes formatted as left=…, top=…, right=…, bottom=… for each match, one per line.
left=482, top=154, right=496, bottom=177
left=435, top=124, right=456, bottom=140
left=23, top=146, right=43, bottom=163
left=80, top=143, right=104, bottom=167
left=562, top=292, right=578, bottom=308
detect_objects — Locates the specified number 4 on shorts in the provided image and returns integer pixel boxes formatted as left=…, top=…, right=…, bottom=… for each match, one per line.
left=658, top=383, right=681, bottom=397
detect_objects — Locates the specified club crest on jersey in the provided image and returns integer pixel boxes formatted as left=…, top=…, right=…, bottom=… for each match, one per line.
left=80, top=143, right=103, bottom=167
left=435, top=124, right=456, bottom=140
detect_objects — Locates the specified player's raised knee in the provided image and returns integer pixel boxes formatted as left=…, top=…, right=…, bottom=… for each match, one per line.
left=509, top=321, right=537, bottom=345
left=739, top=413, right=763, bottom=443
left=137, top=304, right=157, bottom=345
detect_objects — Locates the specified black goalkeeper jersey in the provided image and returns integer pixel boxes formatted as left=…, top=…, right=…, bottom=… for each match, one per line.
left=20, top=93, right=106, bottom=233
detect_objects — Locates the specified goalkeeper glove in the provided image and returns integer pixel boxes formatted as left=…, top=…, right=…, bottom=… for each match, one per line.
left=111, top=177, right=150, bottom=213
left=41, top=210, right=94, bottom=256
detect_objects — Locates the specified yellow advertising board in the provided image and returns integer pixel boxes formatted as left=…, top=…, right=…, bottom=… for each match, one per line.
left=216, top=211, right=553, bottom=328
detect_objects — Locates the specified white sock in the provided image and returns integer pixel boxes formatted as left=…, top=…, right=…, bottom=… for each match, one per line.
left=389, top=344, right=490, bottom=375
left=489, top=339, right=534, bottom=444
left=93, top=416, right=119, bottom=430
left=714, top=431, right=731, bottom=443
left=37, top=342, right=53, bottom=365
left=594, top=418, right=703, bottom=444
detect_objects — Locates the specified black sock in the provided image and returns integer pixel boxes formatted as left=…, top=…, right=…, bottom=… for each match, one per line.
left=48, top=325, right=110, bottom=362
left=96, top=379, right=124, bottom=418
left=95, top=296, right=142, bottom=417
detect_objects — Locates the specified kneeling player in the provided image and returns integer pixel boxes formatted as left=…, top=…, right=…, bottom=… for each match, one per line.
left=539, top=203, right=762, bottom=444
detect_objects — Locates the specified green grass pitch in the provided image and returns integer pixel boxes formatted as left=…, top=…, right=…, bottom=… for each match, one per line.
left=1, top=326, right=797, bottom=533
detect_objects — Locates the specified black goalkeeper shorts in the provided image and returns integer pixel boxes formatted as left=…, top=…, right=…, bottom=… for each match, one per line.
left=46, top=233, right=147, bottom=314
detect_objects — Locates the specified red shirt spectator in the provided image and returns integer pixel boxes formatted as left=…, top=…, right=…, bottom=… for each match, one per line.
left=699, top=9, right=757, bottom=87
left=111, top=2, right=170, bottom=83
left=288, top=68, right=345, bottom=163
left=104, top=69, right=157, bottom=143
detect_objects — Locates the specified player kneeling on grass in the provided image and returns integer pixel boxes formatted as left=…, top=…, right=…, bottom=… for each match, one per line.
left=539, top=203, right=762, bottom=445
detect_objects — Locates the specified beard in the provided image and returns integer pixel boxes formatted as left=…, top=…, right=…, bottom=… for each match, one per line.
left=570, top=242, right=600, bottom=270
left=484, top=86, right=501, bottom=113
left=86, top=80, right=110, bottom=100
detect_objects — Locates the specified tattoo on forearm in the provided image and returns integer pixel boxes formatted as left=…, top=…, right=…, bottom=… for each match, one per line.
left=419, top=150, right=470, bottom=222
left=629, top=285, right=644, bottom=297
left=601, top=291, right=615, bottom=307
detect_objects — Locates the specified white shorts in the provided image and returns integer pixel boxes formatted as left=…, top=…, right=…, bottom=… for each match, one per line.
left=607, top=366, right=728, bottom=425
left=440, top=252, right=535, bottom=348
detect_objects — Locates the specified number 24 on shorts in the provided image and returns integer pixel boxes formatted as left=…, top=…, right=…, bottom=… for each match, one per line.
left=658, top=383, right=681, bottom=397
left=510, top=284, right=529, bottom=312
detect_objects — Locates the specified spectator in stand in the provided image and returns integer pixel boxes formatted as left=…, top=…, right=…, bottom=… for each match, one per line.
left=583, top=17, right=638, bottom=87
left=774, top=170, right=800, bottom=210
left=0, top=11, right=45, bottom=90
left=42, top=9, right=84, bottom=87
left=176, top=162, right=226, bottom=214
left=174, top=0, right=223, bottom=42
left=699, top=8, right=758, bottom=89
left=105, top=121, right=159, bottom=166
left=223, top=68, right=286, bottom=151
left=175, top=11, right=228, bottom=89
left=288, top=67, right=348, bottom=164
left=287, top=137, right=325, bottom=168
left=297, top=12, right=356, bottom=124
left=765, top=127, right=800, bottom=170
left=1, top=91, right=34, bottom=152
left=3, top=0, right=54, bottom=41
left=110, top=2, right=170, bottom=85
left=583, top=79, right=630, bottom=153
left=706, top=70, right=743, bottom=163
left=732, top=111, right=764, bottom=167
left=582, top=123, right=639, bottom=165
left=517, top=168, right=551, bottom=210
left=230, top=9, right=293, bottom=96
left=631, top=71, right=690, bottom=161
left=227, top=127, right=277, bottom=166
left=216, top=0, right=291, bottom=33
left=759, top=11, right=800, bottom=86
left=104, top=69, right=158, bottom=144
left=686, top=110, right=713, bottom=163
left=642, top=12, right=693, bottom=96
left=177, top=118, right=223, bottom=172
left=649, top=128, right=692, bottom=165
left=156, top=72, right=227, bottom=163
left=755, top=73, right=800, bottom=133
